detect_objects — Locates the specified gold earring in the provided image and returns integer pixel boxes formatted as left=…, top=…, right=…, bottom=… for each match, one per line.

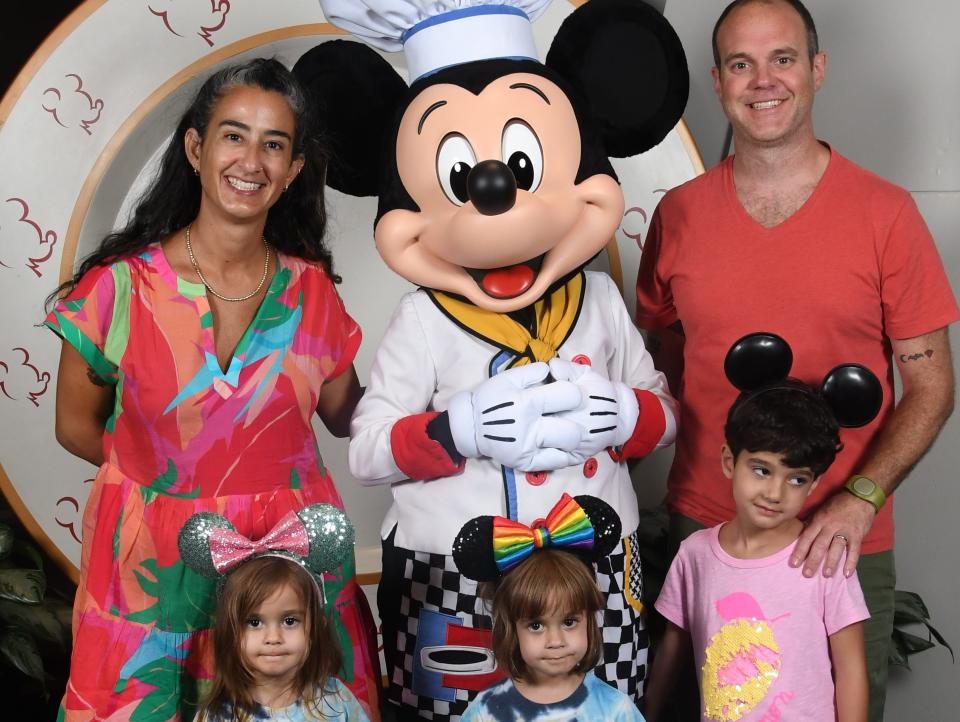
left=193, top=166, right=199, bottom=176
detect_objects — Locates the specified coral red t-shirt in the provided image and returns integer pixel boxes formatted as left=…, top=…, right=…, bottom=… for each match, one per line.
left=636, top=146, right=959, bottom=553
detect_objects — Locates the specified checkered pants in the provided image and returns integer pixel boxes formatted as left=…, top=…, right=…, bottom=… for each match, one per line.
left=378, top=528, right=648, bottom=721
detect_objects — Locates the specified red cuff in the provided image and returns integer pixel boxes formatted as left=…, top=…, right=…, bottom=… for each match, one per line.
left=611, top=389, right=667, bottom=462
left=391, top=412, right=466, bottom=481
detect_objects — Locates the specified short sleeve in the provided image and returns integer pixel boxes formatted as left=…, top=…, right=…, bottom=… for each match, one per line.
left=302, top=264, right=362, bottom=381
left=823, top=569, right=870, bottom=636
left=326, top=287, right=361, bottom=380
left=44, top=263, right=121, bottom=384
left=879, top=196, right=960, bottom=340
left=635, top=205, right=679, bottom=330
left=654, top=547, right=689, bottom=630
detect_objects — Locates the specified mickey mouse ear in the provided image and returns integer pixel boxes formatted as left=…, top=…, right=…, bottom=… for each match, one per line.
left=573, top=495, right=621, bottom=560
left=820, top=364, right=883, bottom=428
left=297, top=504, right=355, bottom=574
left=724, top=332, right=793, bottom=391
left=178, top=511, right=236, bottom=578
left=452, top=516, right=500, bottom=582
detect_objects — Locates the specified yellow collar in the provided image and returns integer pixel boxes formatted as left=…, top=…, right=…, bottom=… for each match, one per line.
left=428, top=273, right=585, bottom=367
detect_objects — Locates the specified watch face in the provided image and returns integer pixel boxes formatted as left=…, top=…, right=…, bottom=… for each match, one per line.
left=853, top=477, right=876, bottom=495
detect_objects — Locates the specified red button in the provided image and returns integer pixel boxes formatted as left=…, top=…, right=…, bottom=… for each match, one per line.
left=525, top=471, right=547, bottom=486
left=583, top=457, right=598, bottom=478
left=572, top=354, right=591, bottom=366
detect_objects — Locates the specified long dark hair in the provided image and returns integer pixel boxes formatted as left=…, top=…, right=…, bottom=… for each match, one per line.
left=49, top=57, right=334, bottom=306
left=199, top=556, right=343, bottom=722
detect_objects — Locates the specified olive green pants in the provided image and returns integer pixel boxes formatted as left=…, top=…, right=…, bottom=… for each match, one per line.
left=666, top=513, right=895, bottom=722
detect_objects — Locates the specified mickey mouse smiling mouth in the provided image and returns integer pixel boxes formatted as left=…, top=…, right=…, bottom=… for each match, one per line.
left=465, top=252, right=546, bottom=299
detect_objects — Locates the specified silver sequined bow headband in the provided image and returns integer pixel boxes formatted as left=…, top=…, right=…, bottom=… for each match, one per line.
left=178, top=504, right=354, bottom=602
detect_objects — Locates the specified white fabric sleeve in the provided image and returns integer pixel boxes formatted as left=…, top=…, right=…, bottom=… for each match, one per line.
left=602, top=273, right=678, bottom=448
left=349, top=294, right=439, bottom=485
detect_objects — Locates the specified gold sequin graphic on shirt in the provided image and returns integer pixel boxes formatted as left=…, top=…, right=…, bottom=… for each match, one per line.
left=702, top=617, right=782, bottom=721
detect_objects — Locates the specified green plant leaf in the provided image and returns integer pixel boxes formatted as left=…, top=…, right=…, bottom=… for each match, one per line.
left=0, top=524, right=13, bottom=559
left=893, top=590, right=930, bottom=623
left=892, top=628, right=936, bottom=656
left=924, top=623, right=955, bottom=662
left=12, top=539, right=44, bottom=571
left=0, top=629, right=45, bottom=681
left=0, top=569, right=45, bottom=604
left=890, top=588, right=955, bottom=666
left=888, top=640, right=910, bottom=669
left=0, top=600, right=65, bottom=643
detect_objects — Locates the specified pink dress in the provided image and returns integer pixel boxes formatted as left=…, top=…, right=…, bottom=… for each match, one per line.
left=46, top=244, right=380, bottom=722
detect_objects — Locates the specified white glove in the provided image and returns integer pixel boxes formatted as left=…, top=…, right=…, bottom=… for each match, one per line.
left=547, top=358, right=640, bottom=456
left=446, top=362, right=585, bottom=472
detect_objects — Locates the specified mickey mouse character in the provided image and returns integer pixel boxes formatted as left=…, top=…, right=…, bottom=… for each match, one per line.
left=296, top=1, right=687, bottom=717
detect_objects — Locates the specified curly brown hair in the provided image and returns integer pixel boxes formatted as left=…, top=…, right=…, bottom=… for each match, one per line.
left=197, top=556, right=343, bottom=722
left=489, top=550, right=604, bottom=683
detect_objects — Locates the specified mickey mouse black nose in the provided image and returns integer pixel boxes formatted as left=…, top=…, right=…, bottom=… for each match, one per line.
left=467, top=159, right=517, bottom=216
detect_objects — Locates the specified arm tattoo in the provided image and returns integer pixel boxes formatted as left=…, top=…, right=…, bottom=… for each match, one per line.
left=899, top=350, right=934, bottom=363
left=86, top=365, right=107, bottom=387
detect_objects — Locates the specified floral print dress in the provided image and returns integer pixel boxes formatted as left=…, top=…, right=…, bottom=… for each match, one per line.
left=46, top=244, right=380, bottom=722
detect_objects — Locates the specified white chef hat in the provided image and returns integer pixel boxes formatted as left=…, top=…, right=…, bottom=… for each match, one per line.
left=319, top=0, right=552, bottom=81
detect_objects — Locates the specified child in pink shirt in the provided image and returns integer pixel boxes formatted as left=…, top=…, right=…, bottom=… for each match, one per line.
left=645, top=375, right=869, bottom=722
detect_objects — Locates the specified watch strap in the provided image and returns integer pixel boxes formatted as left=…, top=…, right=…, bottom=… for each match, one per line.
left=845, top=474, right=886, bottom=512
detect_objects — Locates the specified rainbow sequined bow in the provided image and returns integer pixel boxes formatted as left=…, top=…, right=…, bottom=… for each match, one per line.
left=492, top=494, right=595, bottom=573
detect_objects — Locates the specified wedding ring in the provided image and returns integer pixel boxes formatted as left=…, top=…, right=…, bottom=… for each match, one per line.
left=833, top=534, right=849, bottom=545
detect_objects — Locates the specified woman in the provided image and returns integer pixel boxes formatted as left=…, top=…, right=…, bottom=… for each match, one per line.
left=46, top=59, right=379, bottom=721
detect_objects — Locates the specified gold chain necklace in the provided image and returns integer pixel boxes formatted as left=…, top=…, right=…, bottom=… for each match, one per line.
left=184, top=223, right=270, bottom=303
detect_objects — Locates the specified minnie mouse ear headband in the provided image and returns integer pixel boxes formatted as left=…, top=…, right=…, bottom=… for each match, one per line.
left=452, top=493, right=621, bottom=582
left=178, top=504, right=354, bottom=601
left=724, top=332, right=883, bottom=428
left=319, top=0, right=550, bottom=81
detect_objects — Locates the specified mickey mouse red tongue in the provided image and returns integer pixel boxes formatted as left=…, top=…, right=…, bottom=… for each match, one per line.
left=481, top=264, right=535, bottom=299
left=470, top=254, right=544, bottom=299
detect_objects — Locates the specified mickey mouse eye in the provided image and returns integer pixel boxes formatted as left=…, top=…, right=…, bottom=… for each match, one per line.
left=436, top=133, right=477, bottom=206
left=501, top=120, right=543, bottom=193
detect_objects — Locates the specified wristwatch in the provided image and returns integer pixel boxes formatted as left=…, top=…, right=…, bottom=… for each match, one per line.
left=844, top=475, right=886, bottom=512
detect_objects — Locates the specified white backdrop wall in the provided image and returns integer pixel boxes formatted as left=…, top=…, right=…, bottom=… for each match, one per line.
left=662, top=0, right=960, bottom=716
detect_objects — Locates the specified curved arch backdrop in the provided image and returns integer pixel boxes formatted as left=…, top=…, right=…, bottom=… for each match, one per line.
left=0, top=0, right=702, bottom=582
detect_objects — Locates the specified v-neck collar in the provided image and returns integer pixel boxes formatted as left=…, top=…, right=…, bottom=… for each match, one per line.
left=723, top=142, right=836, bottom=234
left=151, top=242, right=285, bottom=385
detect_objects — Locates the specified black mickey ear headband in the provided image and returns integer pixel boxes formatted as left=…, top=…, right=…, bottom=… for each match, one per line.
left=724, top=332, right=883, bottom=428
left=452, top=493, right=621, bottom=582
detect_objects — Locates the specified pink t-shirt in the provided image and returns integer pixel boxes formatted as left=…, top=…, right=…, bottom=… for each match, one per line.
left=656, top=525, right=869, bottom=722
left=636, top=146, right=960, bottom=554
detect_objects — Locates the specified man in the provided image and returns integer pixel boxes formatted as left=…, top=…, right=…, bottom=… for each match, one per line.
left=636, top=1, right=958, bottom=719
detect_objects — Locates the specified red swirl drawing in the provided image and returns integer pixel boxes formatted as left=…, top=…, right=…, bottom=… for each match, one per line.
left=1, top=197, right=58, bottom=277
left=0, top=347, right=51, bottom=407
left=42, top=74, right=104, bottom=135
left=148, top=0, right=231, bottom=47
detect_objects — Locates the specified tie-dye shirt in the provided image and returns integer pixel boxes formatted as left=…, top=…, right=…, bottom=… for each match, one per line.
left=656, top=525, right=869, bottom=722
left=460, top=672, right=644, bottom=722
left=195, top=679, right=370, bottom=721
